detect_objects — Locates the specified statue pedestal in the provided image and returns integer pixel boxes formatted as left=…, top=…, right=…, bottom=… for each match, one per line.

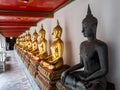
left=56, top=80, right=116, bottom=90
left=36, top=72, right=57, bottom=90
left=38, top=64, right=70, bottom=81
left=21, top=51, right=25, bottom=61
left=28, top=58, right=40, bottom=78
left=36, top=65, right=70, bottom=90
left=107, top=82, right=115, bottom=90
left=30, top=59, right=40, bottom=69
left=23, top=55, right=30, bottom=68
left=56, top=81, right=69, bottom=90
left=28, top=63, right=38, bottom=78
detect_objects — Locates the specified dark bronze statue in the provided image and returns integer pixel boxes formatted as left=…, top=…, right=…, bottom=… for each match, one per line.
left=61, top=5, right=108, bottom=90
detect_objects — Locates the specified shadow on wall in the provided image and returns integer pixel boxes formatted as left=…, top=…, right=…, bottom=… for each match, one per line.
left=64, top=20, right=73, bottom=65
left=107, top=43, right=117, bottom=90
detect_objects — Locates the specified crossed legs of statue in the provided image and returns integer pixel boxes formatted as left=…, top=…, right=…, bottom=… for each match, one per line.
left=63, top=71, right=107, bottom=90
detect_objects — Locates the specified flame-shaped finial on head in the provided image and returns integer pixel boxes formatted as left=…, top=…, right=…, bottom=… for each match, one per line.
left=41, top=24, right=43, bottom=29
left=27, top=31, right=31, bottom=36
left=57, top=19, right=59, bottom=25
left=54, top=19, right=62, bottom=31
left=53, top=19, right=62, bottom=38
left=87, top=4, right=92, bottom=16
left=39, top=24, right=46, bottom=35
left=33, top=30, right=38, bottom=37
left=82, top=4, right=98, bottom=25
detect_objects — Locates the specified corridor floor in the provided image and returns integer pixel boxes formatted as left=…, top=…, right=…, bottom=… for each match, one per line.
left=0, top=51, right=33, bottom=90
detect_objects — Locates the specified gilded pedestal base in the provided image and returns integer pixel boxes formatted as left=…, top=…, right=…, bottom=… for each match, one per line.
left=24, top=58, right=30, bottom=68
left=30, top=59, right=40, bottom=70
left=23, top=55, right=30, bottom=68
left=38, top=65, right=70, bottom=81
left=36, top=72, right=56, bottom=90
left=56, top=81, right=69, bottom=90
left=28, top=64, right=37, bottom=78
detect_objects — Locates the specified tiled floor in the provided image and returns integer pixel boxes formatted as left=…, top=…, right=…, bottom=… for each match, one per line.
left=0, top=51, right=33, bottom=90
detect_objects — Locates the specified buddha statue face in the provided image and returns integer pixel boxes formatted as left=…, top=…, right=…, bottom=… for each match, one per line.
left=52, top=29, right=59, bottom=39
left=32, top=35, right=37, bottom=41
left=82, top=23, right=96, bottom=38
left=38, top=30, right=45, bottom=39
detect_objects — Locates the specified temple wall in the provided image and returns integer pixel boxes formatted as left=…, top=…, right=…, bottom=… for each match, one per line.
left=28, top=0, right=120, bottom=89
left=0, top=34, right=6, bottom=51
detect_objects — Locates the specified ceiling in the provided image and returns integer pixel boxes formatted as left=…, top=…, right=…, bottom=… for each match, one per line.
left=0, top=0, right=73, bottom=37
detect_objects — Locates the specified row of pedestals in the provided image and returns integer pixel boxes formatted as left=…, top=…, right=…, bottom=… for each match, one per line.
left=15, top=47, right=70, bottom=90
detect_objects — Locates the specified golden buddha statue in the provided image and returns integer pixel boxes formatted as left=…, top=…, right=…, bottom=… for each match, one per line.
left=31, top=30, right=39, bottom=55
left=22, top=35, right=26, bottom=49
left=19, top=36, right=23, bottom=48
left=22, top=34, right=27, bottom=51
left=23, top=33, right=27, bottom=51
left=26, top=32, right=32, bottom=52
left=16, top=38, right=19, bottom=45
left=35, top=24, right=48, bottom=60
left=14, top=38, right=19, bottom=48
left=40, top=20, right=64, bottom=70
left=16, top=37, right=21, bottom=51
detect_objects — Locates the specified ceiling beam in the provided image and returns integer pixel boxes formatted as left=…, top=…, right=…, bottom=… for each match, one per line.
left=3, top=32, right=23, bottom=37
left=1, top=28, right=28, bottom=32
left=0, top=26, right=30, bottom=29
left=0, top=10, right=54, bottom=17
left=0, top=22, right=36, bottom=26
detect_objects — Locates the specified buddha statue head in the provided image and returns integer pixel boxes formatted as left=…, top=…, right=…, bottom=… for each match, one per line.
left=32, top=30, right=38, bottom=41
left=15, top=38, right=19, bottom=45
left=24, top=33, right=27, bottom=41
left=38, top=24, right=46, bottom=39
left=82, top=5, right=98, bottom=38
left=27, top=31, right=31, bottom=41
left=52, top=20, right=62, bottom=39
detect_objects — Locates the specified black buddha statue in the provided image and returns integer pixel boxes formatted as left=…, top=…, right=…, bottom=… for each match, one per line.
left=60, top=5, right=108, bottom=90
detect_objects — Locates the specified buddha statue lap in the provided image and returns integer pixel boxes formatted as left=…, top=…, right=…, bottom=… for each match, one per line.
left=60, top=5, right=108, bottom=90
left=40, top=20, right=64, bottom=70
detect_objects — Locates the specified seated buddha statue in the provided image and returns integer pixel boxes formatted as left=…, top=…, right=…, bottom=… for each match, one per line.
left=40, top=20, right=64, bottom=70
left=16, top=38, right=19, bottom=45
left=60, top=6, right=108, bottom=90
left=30, top=30, right=39, bottom=56
left=22, top=35, right=26, bottom=50
left=23, top=34, right=28, bottom=51
left=14, top=38, right=19, bottom=48
left=26, top=32, right=32, bottom=52
left=19, top=36, right=24, bottom=48
left=16, top=37, right=21, bottom=49
left=23, top=33, right=28, bottom=51
left=35, top=24, right=48, bottom=60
